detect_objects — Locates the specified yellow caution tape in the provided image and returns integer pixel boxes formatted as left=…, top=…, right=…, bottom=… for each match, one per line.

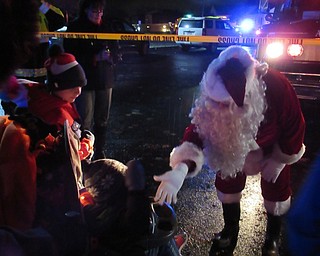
left=39, top=32, right=320, bottom=46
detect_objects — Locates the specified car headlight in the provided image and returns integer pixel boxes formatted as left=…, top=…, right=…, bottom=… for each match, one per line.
left=265, top=42, right=284, bottom=59
left=162, top=25, right=169, bottom=33
left=287, top=44, right=303, bottom=57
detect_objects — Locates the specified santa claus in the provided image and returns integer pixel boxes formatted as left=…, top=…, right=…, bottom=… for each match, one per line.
left=153, top=45, right=305, bottom=256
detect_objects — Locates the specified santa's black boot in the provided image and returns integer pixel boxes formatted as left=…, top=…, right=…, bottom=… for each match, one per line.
left=262, top=213, right=282, bottom=256
left=209, top=203, right=240, bottom=256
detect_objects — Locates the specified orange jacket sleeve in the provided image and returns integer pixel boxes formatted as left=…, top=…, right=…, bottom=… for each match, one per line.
left=0, top=116, right=37, bottom=230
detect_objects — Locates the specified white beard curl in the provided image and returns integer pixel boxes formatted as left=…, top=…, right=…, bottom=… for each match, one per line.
left=190, top=74, right=267, bottom=179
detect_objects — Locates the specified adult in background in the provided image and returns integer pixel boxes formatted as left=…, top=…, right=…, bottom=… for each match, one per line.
left=1, top=0, right=66, bottom=116
left=15, top=0, right=65, bottom=84
left=153, top=46, right=305, bottom=256
left=64, top=0, right=121, bottom=159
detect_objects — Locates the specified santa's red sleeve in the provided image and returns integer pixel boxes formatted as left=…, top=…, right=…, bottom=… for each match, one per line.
left=169, top=124, right=205, bottom=177
left=258, top=68, right=305, bottom=164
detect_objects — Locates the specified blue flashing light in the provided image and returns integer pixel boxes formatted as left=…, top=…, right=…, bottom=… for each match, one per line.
left=240, top=18, right=255, bottom=33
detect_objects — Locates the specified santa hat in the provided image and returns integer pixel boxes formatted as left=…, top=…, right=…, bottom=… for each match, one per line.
left=45, top=44, right=87, bottom=91
left=201, top=46, right=258, bottom=107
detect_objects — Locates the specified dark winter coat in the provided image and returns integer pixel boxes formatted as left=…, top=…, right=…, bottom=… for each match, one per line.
left=15, top=4, right=65, bottom=77
left=64, top=16, right=120, bottom=90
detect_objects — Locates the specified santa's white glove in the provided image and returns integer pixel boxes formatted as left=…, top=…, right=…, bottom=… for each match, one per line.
left=153, top=162, right=188, bottom=205
left=261, top=157, right=285, bottom=183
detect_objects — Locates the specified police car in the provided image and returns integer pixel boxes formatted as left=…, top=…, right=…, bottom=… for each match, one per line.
left=176, top=16, right=240, bottom=53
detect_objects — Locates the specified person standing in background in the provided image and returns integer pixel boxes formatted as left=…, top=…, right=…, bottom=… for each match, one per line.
left=15, top=0, right=66, bottom=84
left=64, top=0, right=121, bottom=160
left=1, top=0, right=66, bottom=116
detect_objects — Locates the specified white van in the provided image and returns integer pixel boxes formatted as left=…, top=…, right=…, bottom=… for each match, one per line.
left=176, top=16, right=240, bottom=52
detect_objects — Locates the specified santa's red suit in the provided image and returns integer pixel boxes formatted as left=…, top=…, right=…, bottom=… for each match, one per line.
left=153, top=46, right=305, bottom=256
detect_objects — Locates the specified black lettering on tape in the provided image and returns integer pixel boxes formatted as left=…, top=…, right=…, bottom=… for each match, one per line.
left=218, top=37, right=240, bottom=44
left=288, top=38, right=303, bottom=44
left=242, top=37, right=256, bottom=44
left=87, top=35, right=97, bottom=39
left=120, top=35, right=138, bottom=40
left=177, top=36, right=189, bottom=42
left=161, top=35, right=175, bottom=42
left=152, top=35, right=161, bottom=41
left=140, top=35, right=151, bottom=41
left=257, top=38, right=267, bottom=45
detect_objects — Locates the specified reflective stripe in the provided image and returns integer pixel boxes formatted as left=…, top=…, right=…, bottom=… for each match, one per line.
left=15, top=68, right=47, bottom=78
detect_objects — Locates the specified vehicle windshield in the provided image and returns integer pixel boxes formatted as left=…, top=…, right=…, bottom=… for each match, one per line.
left=179, top=20, right=203, bottom=28
left=216, top=20, right=233, bottom=30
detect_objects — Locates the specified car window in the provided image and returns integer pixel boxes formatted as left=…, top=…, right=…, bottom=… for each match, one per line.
left=122, top=22, right=135, bottom=32
left=179, top=20, right=203, bottom=29
left=205, top=19, right=214, bottom=29
left=216, top=20, right=232, bottom=30
left=111, top=20, right=135, bottom=33
left=112, top=21, right=125, bottom=32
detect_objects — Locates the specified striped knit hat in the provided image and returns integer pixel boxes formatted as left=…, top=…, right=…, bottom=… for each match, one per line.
left=45, top=44, right=87, bottom=91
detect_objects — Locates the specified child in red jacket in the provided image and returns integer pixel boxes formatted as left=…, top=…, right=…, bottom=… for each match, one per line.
left=27, top=44, right=94, bottom=160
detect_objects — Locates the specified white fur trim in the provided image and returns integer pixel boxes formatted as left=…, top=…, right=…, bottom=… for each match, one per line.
left=272, top=143, right=306, bottom=164
left=264, top=197, right=291, bottom=216
left=202, top=71, right=232, bottom=104
left=50, top=60, right=78, bottom=75
left=169, top=141, right=204, bottom=178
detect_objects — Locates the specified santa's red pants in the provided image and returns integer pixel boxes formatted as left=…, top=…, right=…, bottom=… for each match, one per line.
left=215, top=165, right=292, bottom=202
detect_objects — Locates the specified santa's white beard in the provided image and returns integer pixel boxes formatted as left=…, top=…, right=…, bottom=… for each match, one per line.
left=190, top=77, right=267, bottom=179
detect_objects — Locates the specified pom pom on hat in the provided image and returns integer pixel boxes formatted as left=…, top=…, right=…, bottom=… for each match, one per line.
left=45, top=44, right=87, bottom=91
left=201, top=45, right=257, bottom=107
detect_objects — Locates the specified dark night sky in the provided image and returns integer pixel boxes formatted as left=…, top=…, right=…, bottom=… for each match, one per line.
left=54, top=0, right=262, bottom=21
left=119, top=0, right=260, bottom=14
left=106, top=0, right=261, bottom=20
